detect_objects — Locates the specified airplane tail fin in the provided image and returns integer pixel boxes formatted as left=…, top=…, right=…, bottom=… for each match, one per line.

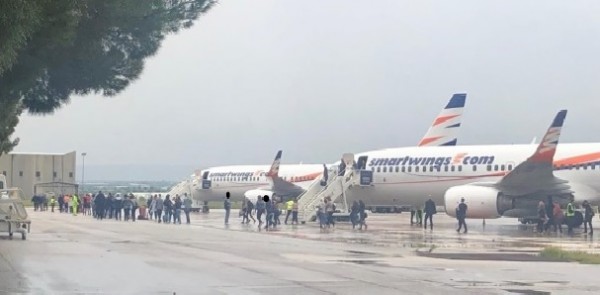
left=418, top=93, right=466, bottom=147
left=530, top=110, right=567, bottom=163
left=266, top=150, right=282, bottom=178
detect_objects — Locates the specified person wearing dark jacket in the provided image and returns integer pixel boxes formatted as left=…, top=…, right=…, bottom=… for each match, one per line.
left=424, top=198, right=437, bottom=230
left=174, top=195, right=183, bottom=224
left=163, top=195, right=173, bottom=224
left=456, top=198, right=468, bottom=233
left=350, top=201, right=359, bottom=229
left=583, top=200, right=594, bottom=235
left=94, top=191, right=106, bottom=220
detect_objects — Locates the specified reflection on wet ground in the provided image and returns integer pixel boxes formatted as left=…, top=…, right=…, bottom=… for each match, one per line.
left=1, top=210, right=599, bottom=294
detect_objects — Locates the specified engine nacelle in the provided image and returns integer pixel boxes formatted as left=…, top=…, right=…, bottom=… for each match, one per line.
left=444, top=185, right=514, bottom=219
left=244, top=189, right=274, bottom=202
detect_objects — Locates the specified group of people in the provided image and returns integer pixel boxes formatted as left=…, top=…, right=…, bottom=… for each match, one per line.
left=146, top=193, right=194, bottom=224
left=230, top=193, right=300, bottom=230
left=37, top=194, right=92, bottom=216
left=91, top=192, right=140, bottom=221
left=536, top=195, right=594, bottom=235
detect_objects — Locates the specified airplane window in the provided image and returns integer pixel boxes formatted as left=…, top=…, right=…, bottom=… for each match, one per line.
left=422, top=166, right=427, bottom=172
left=487, top=165, right=492, bottom=171
left=584, top=164, right=588, bottom=170
left=576, top=165, right=580, bottom=170
left=430, top=166, right=434, bottom=172
left=416, top=166, right=420, bottom=172
left=501, top=164, right=506, bottom=171
left=472, top=165, right=477, bottom=172
left=401, top=166, right=406, bottom=173
left=408, top=166, right=412, bottom=172
left=494, top=165, right=499, bottom=171
left=383, top=167, right=387, bottom=173
left=377, top=167, right=381, bottom=173
left=371, top=167, right=374, bottom=171
left=508, top=164, right=513, bottom=171
left=451, top=166, right=455, bottom=172
left=458, top=166, right=462, bottom=172
left=592, top=164, right=596, bottom=170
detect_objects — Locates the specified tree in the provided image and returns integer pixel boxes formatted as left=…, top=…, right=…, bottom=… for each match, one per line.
left=0, top=0, right=216, bottom=155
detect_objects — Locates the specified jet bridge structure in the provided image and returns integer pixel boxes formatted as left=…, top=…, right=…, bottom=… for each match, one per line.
left=297, top=154, right=371, bottom=224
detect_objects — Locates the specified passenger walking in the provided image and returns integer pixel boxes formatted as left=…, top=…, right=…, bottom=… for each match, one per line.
left=265, top=196, right=276, bottom=230
left=274, top=200, right=283, bottom=226
left=326, top=198, right=336, bottom=228
left=358, top=200, right=368, bottom=230
left=123, top=196, right=133, bottom=221
left=174, top=195, right=182, bottom=224
left=58, top=195, right=64, bottom=213
left=224, top=192, right=231, bottom=225
left=163, top=195, right=173, bottom=224
left=149, top=196, right=155, bottom=220
left=544, top=196, right=554, bottom=232
left=113, top=194, right=123, bottom=220
left=566, top=195, right=575, bottom=235
left=83, top=194, right=92, bottom=216
left=284, top=199, right=294, bottom=224
left=256, top=195, right=265, bottom=225
left=318, top=199, right=328, bottom=229
left=410, top=208, right=416, bottom=225
left=552, top=201, right=564, bottom=233
left=241, top=198, right=249, bottom=224
left=416, top=207, right=423, bottom=225
left=424, top=198, right=436, bottom=230
left=183, top=193, right=193, bottom=224
left=350, top=201, right=359, bottom=229
left=583, top=200, right=594, bottom=235
left=130, top=194, right=138, bottom=222
left=94, top=191, right=106, bottom=220
left=155, top=195, right=164, bottom=223
left=456, top=198, right=468, bottom=233
left=536, top=201, right=547, bottom=233
left=246, top=198, right=256, bottom=224
left=291, top=199, right=299, bottom=225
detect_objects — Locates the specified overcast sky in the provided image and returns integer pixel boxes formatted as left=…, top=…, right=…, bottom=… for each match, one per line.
left=12, top=1, right=600, bottom=181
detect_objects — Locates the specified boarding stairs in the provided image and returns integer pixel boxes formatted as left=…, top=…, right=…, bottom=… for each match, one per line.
left=167, top=180, right=191, bottom=197
left=297, top=164, right=360, bottom=224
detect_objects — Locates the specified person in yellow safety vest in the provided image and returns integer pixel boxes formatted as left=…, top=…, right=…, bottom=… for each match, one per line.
left=72, top=194, right=79, bottom=216
left=50, top=196, right=56, bottom=213
left=566, top=194, right=575, bottom=235
left=284, top=199, right=294, bottom=224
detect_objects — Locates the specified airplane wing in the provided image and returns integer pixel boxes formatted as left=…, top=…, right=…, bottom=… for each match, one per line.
left=418, top=93, right=466, bottom=147
left=495, top=110, right=571, bottom=196
left=265, top=150, right=308, bottom=199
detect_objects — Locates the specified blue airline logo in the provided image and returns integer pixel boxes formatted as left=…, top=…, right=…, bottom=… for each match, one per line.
left=369, top=153, right=495, bottom=167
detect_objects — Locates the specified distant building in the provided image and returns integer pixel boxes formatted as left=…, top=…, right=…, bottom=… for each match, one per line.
left=0, top=151, right=77, bottom=198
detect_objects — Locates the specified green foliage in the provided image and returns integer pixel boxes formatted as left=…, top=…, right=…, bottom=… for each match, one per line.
left=540, top=246, right=600, bottom=264
left=0, top=0, right=216, bottom=154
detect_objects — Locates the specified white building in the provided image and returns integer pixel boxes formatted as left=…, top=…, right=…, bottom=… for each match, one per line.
left=0, top=151, right=77, bottom=198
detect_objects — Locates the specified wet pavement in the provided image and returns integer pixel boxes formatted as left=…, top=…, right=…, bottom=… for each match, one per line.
left=1, top=210, right=599, bottom=294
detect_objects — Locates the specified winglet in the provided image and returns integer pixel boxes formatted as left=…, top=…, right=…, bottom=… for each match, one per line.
left=266, top=150, right=282, bottom=177
left=418, top=93, right=467, bottom=147
left=529, top=110, right=567, bottom=163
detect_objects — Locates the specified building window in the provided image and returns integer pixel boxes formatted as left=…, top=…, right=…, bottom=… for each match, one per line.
left=19, top=171, right=23, bottom=177
left=53, top=171, right=57, bottom=178
left=69, top=172, right=74, bottom=178
left=1, top=171, right=6, bottom=176
left=35, top=171, right=41, bottom=177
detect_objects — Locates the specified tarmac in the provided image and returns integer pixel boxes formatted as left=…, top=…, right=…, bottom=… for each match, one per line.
left=1, top=209, right=600, bottom=294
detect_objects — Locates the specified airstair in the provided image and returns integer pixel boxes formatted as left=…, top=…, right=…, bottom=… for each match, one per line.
left=297, top=154, right=367, bottom=224
left=167, top=179, right=192, bottom=197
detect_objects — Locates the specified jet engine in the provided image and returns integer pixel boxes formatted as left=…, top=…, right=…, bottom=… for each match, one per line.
left=244, top=189, right=274, bottom=202
left=444, top=185, right=514, bottom=219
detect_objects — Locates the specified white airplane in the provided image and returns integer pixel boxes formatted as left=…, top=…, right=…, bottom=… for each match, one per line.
left=191, top=93, right=467, bottom=203
left=346, top=110, right=598, bottom=224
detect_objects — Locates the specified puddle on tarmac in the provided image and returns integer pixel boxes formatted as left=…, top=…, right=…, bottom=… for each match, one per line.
left=503, top=289, right=550, bottom=295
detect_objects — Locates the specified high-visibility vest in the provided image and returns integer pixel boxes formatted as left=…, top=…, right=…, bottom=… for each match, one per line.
left=566, top=202, right=575, bottom=217
left=286, top=200, right=294, bottom=210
